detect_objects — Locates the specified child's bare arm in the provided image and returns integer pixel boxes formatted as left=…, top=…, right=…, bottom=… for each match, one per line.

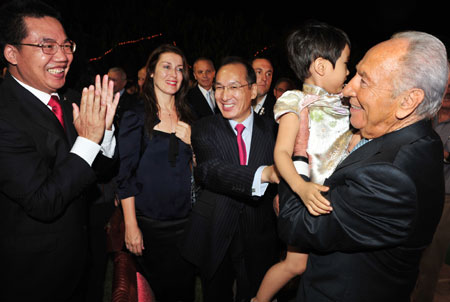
left=274, top=111, right=332, bottom=216
left=274, top=112, right=305, bottom=192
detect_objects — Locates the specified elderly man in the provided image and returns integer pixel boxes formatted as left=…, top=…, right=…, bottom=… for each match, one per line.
left=187, top=57, right=218, bottom=120
left=277, top=31, right=448, bottom=301
left=181, top=56, right=280, bottom=301
left=0, top=1, right=119, bottom=301
left=108, top=66, right=137, bottom=129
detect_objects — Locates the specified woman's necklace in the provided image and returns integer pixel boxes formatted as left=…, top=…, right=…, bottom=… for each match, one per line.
left=158, top=107, right=178, bottom=133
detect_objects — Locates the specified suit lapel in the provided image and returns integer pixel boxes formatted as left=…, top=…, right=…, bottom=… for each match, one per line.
left=194, top=86, right=215, bottom=115
left=334, top=120, right=432, bottom=173
left=218, top=116, right=241, bottom=165
left=6, top=74, right=70, bottom=145
left=334, top=138, right=381, bottom=172
left=248, top=115, right=266, bottom=166
left=60, top=95, right=78, bottom=145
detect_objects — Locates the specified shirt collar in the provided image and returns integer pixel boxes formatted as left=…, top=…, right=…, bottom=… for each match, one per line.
left=228, top=108, right=254, bottom=134
left=11, top=75, right=59, bottom=106
left=198, top=84, right=213, bottom=97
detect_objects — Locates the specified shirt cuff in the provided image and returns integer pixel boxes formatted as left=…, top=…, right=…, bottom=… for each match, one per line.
left=100, top=127, right=116, bottom=158
left=252, top=165, right=269, bottom=196
left=70, top=136, right=101, bottom=166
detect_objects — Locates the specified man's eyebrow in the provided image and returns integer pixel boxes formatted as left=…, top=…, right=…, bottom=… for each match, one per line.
left=42, top=38, right=71, bottom=43
left=356, top=64, right=372, bottom=83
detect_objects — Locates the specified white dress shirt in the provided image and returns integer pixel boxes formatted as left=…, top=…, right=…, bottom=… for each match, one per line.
left=12, top=76, right=116, bottom=166
left=228, top=109, right=268, bottom=196
left=198, top=84, right=216, bottom=112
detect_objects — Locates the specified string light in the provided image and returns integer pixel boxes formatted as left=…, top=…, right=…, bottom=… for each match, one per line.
left=89, top=33, right=163, bottom=62
left=88, top=33, right=271, bottom=62
left=253, top=45, right=273, bottom=57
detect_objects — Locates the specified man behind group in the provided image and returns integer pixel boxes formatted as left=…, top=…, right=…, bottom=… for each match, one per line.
left=277, top=31, right=448, bottom=301
left=108, top=66, right=137, bottom=129
left=252, top=56, right=276, bottom=117
left=0, top=0, right=119, bottom=301
left=273, top=77, right=295, bottom=99
left=181, top=56, right=280, bottom=301
left=187, top=57, right=218, bottom=120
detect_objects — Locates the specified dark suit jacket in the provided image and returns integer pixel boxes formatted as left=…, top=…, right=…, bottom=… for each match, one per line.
left=255, top=92, right=276, bottom=119
left=277, top=119, right=444, bottom=302
left=187, top=85, right=219, bottom=120
left=114, top=90, right=138, bottom=130
left=0, top=74, right=114, bottom=301
left=181, top=113, right=279, bottom=286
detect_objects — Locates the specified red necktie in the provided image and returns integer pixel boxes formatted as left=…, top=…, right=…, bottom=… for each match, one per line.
left=48, top=95, right=65, bottom=129
left=235, top=123, right=247, bottom=165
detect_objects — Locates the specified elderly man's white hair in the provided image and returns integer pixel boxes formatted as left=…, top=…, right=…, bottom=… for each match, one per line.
left=391, top=31, right=449, bottom=118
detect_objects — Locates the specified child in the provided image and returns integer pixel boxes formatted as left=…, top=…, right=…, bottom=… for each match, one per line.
left=252, top=21, right=361, bottom=302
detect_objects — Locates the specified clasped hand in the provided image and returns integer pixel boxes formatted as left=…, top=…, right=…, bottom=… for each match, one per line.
left=72, top=74, right=120, bottom=144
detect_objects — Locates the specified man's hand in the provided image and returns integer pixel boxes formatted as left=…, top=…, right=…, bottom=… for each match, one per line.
left=101, top=74, right=121, bottom=131
left=72, top=75, right=120, bottom=143
left=261, top=165, right=280, bottom=184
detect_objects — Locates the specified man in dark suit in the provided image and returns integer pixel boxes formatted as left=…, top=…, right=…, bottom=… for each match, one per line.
left=187, top=57, right=218, bottom=120
left=181, top=57, right=280, bottom=301
left=252, top=56, right=276, bottom=118
left=108, top=66, right=137, bottom=129
left=277, top=31, right=449, bottom=301
left=0, top=1, right=119, bottom=301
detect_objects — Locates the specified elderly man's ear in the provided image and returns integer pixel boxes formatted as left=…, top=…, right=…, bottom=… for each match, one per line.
left=396, top=88, right=425, bottom=119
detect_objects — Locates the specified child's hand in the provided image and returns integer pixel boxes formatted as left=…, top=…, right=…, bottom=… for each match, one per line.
left=295, top=181, right=331, bottom=216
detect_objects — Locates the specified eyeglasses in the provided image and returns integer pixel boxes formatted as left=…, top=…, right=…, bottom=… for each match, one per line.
left=213, top=83, right=252, bottom=93
left=14, top=41, right=76, bottom=55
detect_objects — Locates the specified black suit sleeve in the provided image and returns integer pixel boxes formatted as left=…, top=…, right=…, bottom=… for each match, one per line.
left=277, top=163, right=418, bottom=253
left=0, top=118, right=97, bottom=222
left=192, top=122, right=259, bottom=199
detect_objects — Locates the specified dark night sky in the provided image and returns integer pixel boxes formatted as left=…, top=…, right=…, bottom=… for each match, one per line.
left=4, top=0, right=448, bottom=90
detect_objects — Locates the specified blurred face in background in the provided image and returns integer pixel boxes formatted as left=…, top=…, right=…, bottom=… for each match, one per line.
left=252, top=58, right=273, bottom=98
left=107, top=70, right=127, bottom=94
left=137, top=67, right=146, bottom=91
left=193, top=59, right=215, bottom=90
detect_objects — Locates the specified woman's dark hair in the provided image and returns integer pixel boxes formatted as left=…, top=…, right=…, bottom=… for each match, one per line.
left=286, top=20, right=351, bottom=82
left=0, top=0, right=61, bottom=64
left=141, top=44, right=194, bottom=135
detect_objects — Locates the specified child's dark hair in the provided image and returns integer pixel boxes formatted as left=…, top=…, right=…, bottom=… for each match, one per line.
left=286, top=20, right=351, bottom=82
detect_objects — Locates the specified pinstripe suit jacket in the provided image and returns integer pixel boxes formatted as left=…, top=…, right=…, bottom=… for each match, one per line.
left=181, top=113, right=279, bottom=279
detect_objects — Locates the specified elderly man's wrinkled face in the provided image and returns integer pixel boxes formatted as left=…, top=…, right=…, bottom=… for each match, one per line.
left=343, top=39, right=410, bottom=139
left=193, top=60, right=215, bottom=90
left=107, top=70, right=127, bottom=94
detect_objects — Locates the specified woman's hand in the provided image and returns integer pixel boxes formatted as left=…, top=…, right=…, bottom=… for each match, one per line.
left=175, top=121, right=191, bottom=145
left=125, top=223, right=144, bottom=256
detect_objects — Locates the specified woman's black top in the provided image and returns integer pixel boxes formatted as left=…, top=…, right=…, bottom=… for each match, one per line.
left=116, top=102, right=192, bottom=220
